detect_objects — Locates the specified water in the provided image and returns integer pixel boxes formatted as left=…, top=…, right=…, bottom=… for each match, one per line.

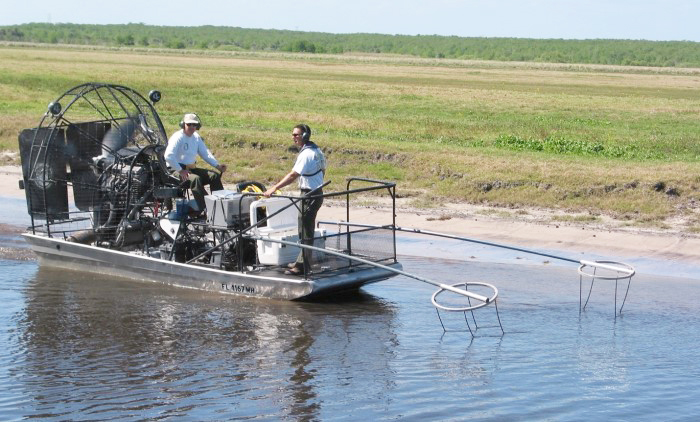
left=1, top=201, right=700, bottom=420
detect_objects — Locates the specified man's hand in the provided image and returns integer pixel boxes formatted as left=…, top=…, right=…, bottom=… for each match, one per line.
left=217, top=164, right=227, bottom=173
left=179, top=169, right=190, bottom=181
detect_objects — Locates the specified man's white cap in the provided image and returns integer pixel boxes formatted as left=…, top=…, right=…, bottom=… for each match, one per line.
left=183, top=113, right=200, bottom=124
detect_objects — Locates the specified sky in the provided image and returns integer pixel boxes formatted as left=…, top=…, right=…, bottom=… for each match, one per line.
left=3, top=0, right=699, bottom=42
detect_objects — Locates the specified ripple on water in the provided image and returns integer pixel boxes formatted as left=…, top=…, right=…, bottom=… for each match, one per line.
left=1, top=248, right=700, bottom=420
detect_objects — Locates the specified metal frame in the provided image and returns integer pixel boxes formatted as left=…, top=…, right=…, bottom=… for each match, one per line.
left=23, top=83, right=167, bottom=238
left=578, top=260, right=635, bottom=317
left=431, top=281, right=504, bottom=337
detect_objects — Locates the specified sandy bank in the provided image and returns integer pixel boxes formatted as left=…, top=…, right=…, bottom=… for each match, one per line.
left=3, top=165, right=698, bottom=272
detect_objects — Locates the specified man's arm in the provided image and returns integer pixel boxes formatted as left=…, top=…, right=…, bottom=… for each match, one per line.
left=196, top=136, right=221, bottom=169
left=263, top=171, right=299, bottom=197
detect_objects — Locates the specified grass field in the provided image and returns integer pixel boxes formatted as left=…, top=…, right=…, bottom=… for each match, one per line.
left=1, top=45, right=699, bottom=230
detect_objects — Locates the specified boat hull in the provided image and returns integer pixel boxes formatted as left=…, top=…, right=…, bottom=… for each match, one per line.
left=23, top=233, right=402, bottom=300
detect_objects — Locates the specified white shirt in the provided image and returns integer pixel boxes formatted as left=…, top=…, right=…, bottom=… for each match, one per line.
left=164, top=129, right=219, bottom=171
left=293, top=144, right=325, bottom=190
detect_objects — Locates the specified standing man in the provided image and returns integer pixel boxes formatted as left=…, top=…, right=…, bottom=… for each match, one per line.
left=264, top=124, right=326, bottom=276
left=164, top=113, right=227, bottom=213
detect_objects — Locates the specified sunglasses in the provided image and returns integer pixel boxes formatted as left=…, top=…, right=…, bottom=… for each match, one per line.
left=185, top=123, right=198, bottom=127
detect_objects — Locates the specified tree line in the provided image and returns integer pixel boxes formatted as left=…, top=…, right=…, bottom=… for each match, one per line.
left=1, top=23, right=698, bottom=67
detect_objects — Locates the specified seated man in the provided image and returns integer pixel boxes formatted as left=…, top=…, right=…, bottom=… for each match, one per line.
left=164, top=113, right=227, bottom=213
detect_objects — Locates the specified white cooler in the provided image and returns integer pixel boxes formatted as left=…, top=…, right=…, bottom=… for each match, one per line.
left=249, top=197, right=325, bottom=266
left=249, top=197, right=299, bottom=230
left=256, top=228, right=326, bottom=266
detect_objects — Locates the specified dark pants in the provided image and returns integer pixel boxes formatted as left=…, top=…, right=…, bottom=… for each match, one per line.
left=295, top=189, right=323, bottom=271
left=180, top=167, right=223, bottom=212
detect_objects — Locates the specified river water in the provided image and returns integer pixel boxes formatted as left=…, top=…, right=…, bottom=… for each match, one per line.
left=1, top=196, right=699, bottom=421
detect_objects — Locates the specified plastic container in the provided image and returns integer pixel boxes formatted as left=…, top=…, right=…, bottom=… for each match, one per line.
left=249, top=197, right=299, bottom=231
left=256, top=229, right=326, bottom=266
left=256, top=228, right=299, bottom=265
left=172, top=198, right=198, bottom=219
left=205, top=190, right=255, bottom=228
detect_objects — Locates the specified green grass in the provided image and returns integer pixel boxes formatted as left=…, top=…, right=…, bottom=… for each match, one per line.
left=550, top=214, right=602, bottom=223
left=1, top=45, right=699, bottom=228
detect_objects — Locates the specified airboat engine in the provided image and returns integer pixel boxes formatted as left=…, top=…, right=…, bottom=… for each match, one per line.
left=19, top=83, right=172, bottom=248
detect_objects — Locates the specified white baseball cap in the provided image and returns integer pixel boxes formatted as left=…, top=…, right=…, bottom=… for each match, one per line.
left=183, top=113, right=200, bottom=124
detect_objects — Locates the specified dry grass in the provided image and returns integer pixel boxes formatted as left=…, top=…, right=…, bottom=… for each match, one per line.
left=1, top=45, right=699, bottom=231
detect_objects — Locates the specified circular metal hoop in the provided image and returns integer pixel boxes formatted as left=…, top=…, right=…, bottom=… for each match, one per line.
left=578, top=260, right=635, bottom=280
left=431, top=281, right=499, bottom=312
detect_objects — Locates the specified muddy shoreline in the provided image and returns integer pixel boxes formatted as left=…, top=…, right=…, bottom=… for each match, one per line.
left=2, top=165, right=698, bottom=274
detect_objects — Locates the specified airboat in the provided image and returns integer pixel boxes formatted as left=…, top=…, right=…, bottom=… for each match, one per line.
left=17, top=83, right=417, bottom=300
left=18, top=83, right=635, bottom=335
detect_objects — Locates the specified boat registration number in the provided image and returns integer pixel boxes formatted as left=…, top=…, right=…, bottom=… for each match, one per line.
left=221, top=283, right=256, bottom=294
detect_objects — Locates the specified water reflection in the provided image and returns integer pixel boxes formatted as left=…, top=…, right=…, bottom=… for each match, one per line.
left=435, top=335, right=504, bottom=386
left=16, top=266, right=398, bottom=420
left=572, top=313, right=635, bottom=403
left=4, top=238, right=700, bottom=420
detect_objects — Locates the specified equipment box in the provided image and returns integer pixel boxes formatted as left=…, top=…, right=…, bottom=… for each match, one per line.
left=256, top=228, right=326, bottom=266
left=205, top=190, right=256, bottom=228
